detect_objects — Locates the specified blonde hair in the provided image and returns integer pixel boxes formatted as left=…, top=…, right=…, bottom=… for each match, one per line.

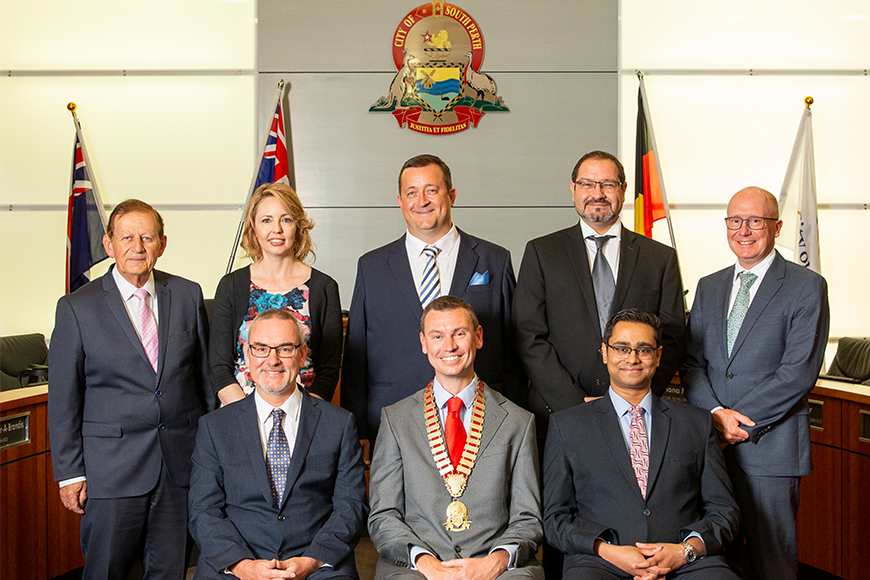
left=240, top=183, right=315, bottom=263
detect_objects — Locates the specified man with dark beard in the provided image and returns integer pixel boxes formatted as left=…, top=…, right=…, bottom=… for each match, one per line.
left=513, top=151, right=686, bottom=436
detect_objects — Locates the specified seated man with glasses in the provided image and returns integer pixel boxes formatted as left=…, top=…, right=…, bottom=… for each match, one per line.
left=543, top=308, right=740, bottom=580
left=189, top=309, right=368, bottom=580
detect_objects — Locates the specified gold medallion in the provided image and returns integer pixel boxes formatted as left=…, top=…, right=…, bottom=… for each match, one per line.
left=444, top=473, right=466, bottom=496
left=443, top=500, right=472, bottom=532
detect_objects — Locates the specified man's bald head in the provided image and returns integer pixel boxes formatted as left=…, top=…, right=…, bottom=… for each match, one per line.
left=728, top=187, right=779, bottom=218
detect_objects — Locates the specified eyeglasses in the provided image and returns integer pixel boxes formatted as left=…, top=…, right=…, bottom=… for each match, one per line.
left=248, top=343, right=301, bottom=358
left=724, top=216, right=778, bottom=230
left=573, top=179, right=623, bottom=193
left=605, top=344, right=657, bottom=360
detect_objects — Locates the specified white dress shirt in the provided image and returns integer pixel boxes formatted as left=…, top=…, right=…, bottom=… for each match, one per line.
left=253, top=386, right=303, bottom=458
left=405, top=224, right=461, bottom=295
left=727, top=249, right=776, bottom=313
left=579, top=221, right=622, bottom=286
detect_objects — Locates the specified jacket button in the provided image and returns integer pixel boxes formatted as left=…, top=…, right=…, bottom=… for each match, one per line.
left=726, top=372, right=734, bottom=379
left=278, top=551, right=285, bottom=559
left=454, top=545, right=462, bottom=553
left=643, top=509, right=651, bottom=517
left=595, top=379, right=602, bottom=386
left=277, top=515, right=286, bottom=521
left=157, top=423, right=165, bottom=430
left=155, top=389, right=162, bottom=397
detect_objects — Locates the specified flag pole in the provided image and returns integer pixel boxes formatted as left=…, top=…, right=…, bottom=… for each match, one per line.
left=67, top=103, right=109, bottom=232
left=226, top=80, right=285, bottom=274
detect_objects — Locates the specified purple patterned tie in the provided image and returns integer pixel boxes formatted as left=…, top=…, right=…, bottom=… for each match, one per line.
left=629, top=405, right=649, bottom=498
left=133, top=288, right=158, bottom=372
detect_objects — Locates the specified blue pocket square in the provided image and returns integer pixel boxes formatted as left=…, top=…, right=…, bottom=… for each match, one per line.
left=470, top=271, right=490, bottom=285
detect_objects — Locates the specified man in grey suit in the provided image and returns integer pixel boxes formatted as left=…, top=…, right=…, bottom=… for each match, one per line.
left=513, top=150, right=685, bottom=436
left=48, top=199, right=214, bottom=579
left=544, top=309, right=740, bottom=579
left=189, top=309, right=367, bottom=579
left=343, top=154, right=524, bottom=465
left=681, top=187, right=830, bottom=580
left=369, top=296, right=543, bottom=580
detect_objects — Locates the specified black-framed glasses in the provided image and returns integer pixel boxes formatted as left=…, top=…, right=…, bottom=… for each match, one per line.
left=573, top=179, right=623, bottom=193
left=605, top=343, right=657, bottom=360
left=724, top=216, right=778, bottom=230
left=248, top=343, right=301, bottom=358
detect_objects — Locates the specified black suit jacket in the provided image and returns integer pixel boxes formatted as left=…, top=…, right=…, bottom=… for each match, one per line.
left=543, top=394, right=739, bottom=574
left=342, top=228, right=523, bottom=438
left=189, top=392, right=368, bottom=579
left=513, top=223, right=685, bottom=432
left=48, top=267, right=214, bottom=497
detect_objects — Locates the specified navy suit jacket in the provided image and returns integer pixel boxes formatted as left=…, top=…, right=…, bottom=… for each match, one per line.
left=48, top=267, right=213, bottom=497
left=681, top=251, right=830, bottom=476
left=544, top=394, right=740, bottom=574
left=188, top=392, right=368, bottom=579
left=514, top=224, right=686, bottom=434
left=342, top=228, right=523, bottom=439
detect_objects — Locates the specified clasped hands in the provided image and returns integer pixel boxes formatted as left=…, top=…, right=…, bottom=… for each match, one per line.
left=228, top=556, right=322, bottom=580
left=595, top=539, right=703, bottom=580
left=415, top=549, right=509, bottom=580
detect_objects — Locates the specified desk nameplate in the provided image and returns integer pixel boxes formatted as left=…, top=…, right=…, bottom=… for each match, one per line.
left=808, top=399, right=825, bottom=431
left=0, top=411, right=31, bottom=450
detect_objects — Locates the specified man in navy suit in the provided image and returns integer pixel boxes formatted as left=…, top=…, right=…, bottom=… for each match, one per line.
left=544, top=309, right=740, bottom=579
left=343, top=154, right=523, bottom=463
left=681, top=187, right=830, bottom=580
left=189, top=309, right=367, bottom=580
left=49, top=199, right=214, bottom=579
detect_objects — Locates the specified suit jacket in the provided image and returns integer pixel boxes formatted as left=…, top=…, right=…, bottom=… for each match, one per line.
left=513, top=223, right=686, bottom=432
left=681, top=251, right=830, bottom=477
left=343, top=228, right=524, bottom=439
left=368, top=383, right=543, bottom=576
left=543, top=394, right=740, bottom=574
left=48, top=267, right=214, bottom=498
left=188, top=392, right=368, bottom=579
left=208, top=265, right=343, bottom=400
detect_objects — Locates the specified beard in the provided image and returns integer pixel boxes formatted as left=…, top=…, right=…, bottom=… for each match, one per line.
left=580, top=199, right=616, bottom=223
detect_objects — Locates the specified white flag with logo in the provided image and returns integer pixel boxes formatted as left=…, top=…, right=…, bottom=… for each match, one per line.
left=778, top=105, right=820, bottom=274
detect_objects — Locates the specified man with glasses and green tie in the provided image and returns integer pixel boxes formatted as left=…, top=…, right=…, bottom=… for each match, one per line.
left=189, top=309, right=367, bottom=580
left=513, top=150, right=686, bottom=438
left=544, top=308, right=740, bottom=580
left=681, top=187, right=830, bottom=580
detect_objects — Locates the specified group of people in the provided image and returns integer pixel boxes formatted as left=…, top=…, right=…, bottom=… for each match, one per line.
left=46, top=150, right=830, bottom=580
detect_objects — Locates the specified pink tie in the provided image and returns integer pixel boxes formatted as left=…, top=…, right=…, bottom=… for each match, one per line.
left=133, top=288, right=158, bottom=372
left=629, top=405, right=649, bottom=499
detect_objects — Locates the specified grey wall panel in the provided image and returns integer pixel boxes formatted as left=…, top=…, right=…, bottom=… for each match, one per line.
left=304, top=206, right=582, bottom=310
left=259, top=0, right=616, bottom=72
left=258, top=71, right=617, bottom=208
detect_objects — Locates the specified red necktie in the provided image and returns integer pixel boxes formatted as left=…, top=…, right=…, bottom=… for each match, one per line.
left=445, top=397, right=466, bottom=469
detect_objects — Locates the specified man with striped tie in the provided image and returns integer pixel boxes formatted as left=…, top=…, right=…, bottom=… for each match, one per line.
left=543, top=309, right=740, bottom=580
left=189, top=309, right=367, bottom=580
left=343, top=154, right=523, bottom=465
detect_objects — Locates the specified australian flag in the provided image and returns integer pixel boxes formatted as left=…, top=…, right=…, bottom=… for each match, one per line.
left=66, top=133, right=109, bottom=293
left=254, top=101, right=290, bottom=189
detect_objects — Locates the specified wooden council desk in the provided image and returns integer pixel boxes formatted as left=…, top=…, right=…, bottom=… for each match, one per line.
left=796, top=378, right=870, bottom=580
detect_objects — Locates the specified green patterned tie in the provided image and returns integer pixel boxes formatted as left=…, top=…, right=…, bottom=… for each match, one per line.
left=726, top=271, right=758, bottom=356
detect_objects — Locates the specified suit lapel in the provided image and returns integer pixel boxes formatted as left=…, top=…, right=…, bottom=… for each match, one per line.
left=597, top=399, right=644, bottom=501
left=478, top=385, right=507, bottom=455
left=645, top=397, right=670, bottom=499
left=410, top=388, right=429, bottom=439
left=612, top=228, right=639, bottom=314
left=102, top=269, right=155, bottom=375
left=712, top=267, right=735, bottom=361
left=729, top=252, right=785, bottom=361
left=240, top=396, right=276, bottom=508
left=387, top=236, right=425, bottom=318
left=154, top=271, right=170, bottom=381
left=281, top=393, right=321, bottom=509
left=452, top=229, right=480, bottom=296
left=565, top=224, right=600, bottom=329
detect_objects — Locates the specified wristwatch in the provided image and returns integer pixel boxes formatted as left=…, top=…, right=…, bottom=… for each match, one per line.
left=681, top=541, right=697, bottom=564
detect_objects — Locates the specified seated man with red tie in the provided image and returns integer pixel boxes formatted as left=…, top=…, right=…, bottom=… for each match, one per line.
left=368, top=296, right=543, bottom=580
left=189, top=309, right=367, bottom=580
left=543, top=309, right=740, bottom=579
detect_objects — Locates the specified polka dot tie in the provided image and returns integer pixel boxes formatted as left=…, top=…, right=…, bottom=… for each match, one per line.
left=266, top=408, right=290, bottom=506
left=629, top=405, right=649, bottom=499
left=726, top=271, right=758, bottom=357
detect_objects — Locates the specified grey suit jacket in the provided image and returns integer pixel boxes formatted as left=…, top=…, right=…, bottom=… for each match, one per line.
left=48, top=267, right=214, bottom=498
left=343, top=229, right=524, bottom=439
left=681, top=251, right=830, bottom=476
left=544, top=394, right=740, bottom=574
left=188, top=392, right=368, bottom=579
left=368, top=383, right=542, bottom=576
left=514, top=223, right=686, bottom=433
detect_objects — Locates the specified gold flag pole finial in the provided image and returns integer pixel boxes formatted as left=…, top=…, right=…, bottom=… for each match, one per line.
left=67, top=102, right=78, bottom=117
left=805, top=96, right=814, bottom=108
left=637, top=70, right=644, bottom=80
left=277, top=79, right=285, bottom=90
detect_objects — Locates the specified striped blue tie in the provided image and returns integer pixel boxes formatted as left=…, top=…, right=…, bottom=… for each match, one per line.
left=420, top=245, right=442, bottom=307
